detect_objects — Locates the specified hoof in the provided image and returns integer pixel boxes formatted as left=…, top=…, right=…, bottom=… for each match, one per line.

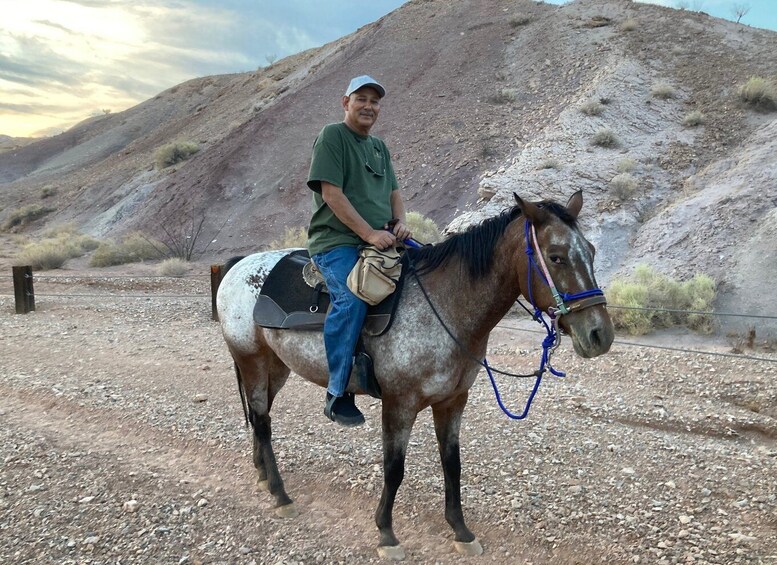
left=377, top=544, right=405, bottom=561
left=275, top=503, right=298, bottom=519
left=454, top=538, right=483, bottom=556
left=256, top=479, right=269, bottom=491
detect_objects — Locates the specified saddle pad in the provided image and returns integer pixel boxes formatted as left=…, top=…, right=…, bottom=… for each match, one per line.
left=254, top=249, right=405, bottom=336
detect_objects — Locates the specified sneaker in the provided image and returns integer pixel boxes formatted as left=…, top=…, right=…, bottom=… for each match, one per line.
left=324, top=392, right=365, bottom=427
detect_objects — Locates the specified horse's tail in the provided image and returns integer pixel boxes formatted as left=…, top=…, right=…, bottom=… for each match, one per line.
left=223, top=256, right=246, bottom=274
left=221, top=255, right=250, bottom=427
left=233, top=361, right=250, bottom=428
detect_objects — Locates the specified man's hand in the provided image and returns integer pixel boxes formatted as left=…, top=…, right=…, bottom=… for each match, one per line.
left=390, top=221, right=412, bottom=242
left=365, top=229, right=396, bottom=250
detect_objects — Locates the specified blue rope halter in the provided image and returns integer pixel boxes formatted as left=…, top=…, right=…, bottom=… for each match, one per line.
left=484, top=220, right=605, bottom=420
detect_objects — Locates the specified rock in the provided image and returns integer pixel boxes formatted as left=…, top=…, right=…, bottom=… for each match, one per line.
left=123, top=499, right=140, bottom=513
left=193, top=394, right=208, bottom=403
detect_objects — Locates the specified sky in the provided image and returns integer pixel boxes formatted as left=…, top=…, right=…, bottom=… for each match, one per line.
left=1, top=0, right=775, bottom=139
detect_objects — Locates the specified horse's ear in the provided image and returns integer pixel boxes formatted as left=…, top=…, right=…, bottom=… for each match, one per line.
left=566, top=190, right=583, bottom=219
left=514, top=193, right=549, bottom=224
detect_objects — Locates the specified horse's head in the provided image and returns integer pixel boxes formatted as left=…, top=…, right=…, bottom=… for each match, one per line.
left=513, top=191, right=614, bottom=358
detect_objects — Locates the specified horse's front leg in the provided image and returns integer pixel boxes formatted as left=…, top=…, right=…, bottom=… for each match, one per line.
left=375, top=404, right=417, bottom=560
left=432, top=392, right=483, bottom=556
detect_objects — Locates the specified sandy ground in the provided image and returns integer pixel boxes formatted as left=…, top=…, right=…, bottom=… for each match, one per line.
left=1, top=268, right=776, bottom=564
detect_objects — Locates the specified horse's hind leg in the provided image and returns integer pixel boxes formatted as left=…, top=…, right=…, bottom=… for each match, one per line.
left=432, top=393, right=483, bottom=556
left=233, top=350, right=296, bottom=518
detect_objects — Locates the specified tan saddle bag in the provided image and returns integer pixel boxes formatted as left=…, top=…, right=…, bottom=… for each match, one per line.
left=347, top=245, right=403, bottom=306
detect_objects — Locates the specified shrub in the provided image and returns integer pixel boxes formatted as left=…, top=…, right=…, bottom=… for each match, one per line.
left=89, top=233, right=163, bottom=267
left=406, top=211, right=441, bottom=244
left=40, top=186, right=57, bottom=199
left=157, top=258, right=189, bottom=277
left=269, top=226, right=308, bottom=250
left=14, top=230, right=100, bottom=269
left=538, top=158, right=562, bottom=170
left=509, top=15, right=532, bottom=27
left=620, top=18, right=638, bottom=31
left=579, top=99, right=604, bottom=116
left=610, top=173, right=638, bottom=200
left=608, top=264, right=716, bottom=335
left=15, top=241, right=72, bottom=270
left=488, top=88, right=517, bottom=104
left=616, top=157, right=637, bottom=173
left=591, top=128, right=619, bottom=148
left=2, top=204, right=55, bottom=231
left=738, top=76, right=777, bottom=111
left=683, top=110, right=705, bottom=126
left=121, top=232, right=164, bottom=260
left=154, top=141, right=200, bottom=169
left=651, top=83, right=676, bottom=99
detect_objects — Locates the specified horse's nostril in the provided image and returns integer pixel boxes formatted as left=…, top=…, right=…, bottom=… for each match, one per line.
left=590, top=328, right=602, bottom=347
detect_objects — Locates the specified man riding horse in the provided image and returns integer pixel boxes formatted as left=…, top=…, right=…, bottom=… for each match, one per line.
left=306, top=75, right=412, bottom=426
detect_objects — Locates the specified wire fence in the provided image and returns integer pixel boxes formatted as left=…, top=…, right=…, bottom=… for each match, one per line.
left=4, top=268, right=776, bottom=364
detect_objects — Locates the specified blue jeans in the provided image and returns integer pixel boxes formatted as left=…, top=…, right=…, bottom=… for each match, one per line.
left=312, top=245, right=368, bottom=397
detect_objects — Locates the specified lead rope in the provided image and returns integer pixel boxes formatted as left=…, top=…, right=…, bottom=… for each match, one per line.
left=481, top=221, right=568, bottom=419
left=405, top=220, right=567, bottom=420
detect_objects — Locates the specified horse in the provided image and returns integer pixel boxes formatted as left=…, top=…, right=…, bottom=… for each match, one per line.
left=216, top=191, right=614, bottom=559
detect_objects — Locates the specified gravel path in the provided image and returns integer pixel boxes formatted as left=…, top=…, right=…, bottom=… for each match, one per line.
left=1, top=276, right=776, bottom=564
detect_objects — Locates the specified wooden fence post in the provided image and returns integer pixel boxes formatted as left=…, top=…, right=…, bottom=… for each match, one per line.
left=210, top=264, right=224, bottom=321
left=12, top=266, right=35, bottom=314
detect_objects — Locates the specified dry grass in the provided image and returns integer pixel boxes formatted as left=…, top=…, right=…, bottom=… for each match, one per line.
left=616, top=157, right=637, bottom=173
left=610, top=173, right=638, bottom=200
left=2, top=204, right=55, bottom=231
left=406, top=211, right=441, bottom=244
left=620, top=18, right=638, bottom=31
left=488, top=88, right=517, bottom=104
left=509, top=15, right=532, bottom=27
left=14, top=229, right=100, bottom=270
left=89, top=232, right=164, bottom=267
left=591, top=128, right=619, bottom=148
left=538, top=158, right=562, bottom=170
left=579, top=99, right=604, bottom=116
left=154, top=141, right=200, bottom=169
left=269, top=226, right=308, bottom=250
left=651, top=83, right=677, bottom=100
left=683, top=110, right=705, bottom=127
left=157, top=258, right=189, bottom=277
left=608, top=264, right=716, bottom=335
left=738, top=76, right=777, bottom=112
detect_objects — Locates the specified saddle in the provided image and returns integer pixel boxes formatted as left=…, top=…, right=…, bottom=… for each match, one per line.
left=254, top=249, right=405, bottom=336
left=253, top=250, right=408, bottom=399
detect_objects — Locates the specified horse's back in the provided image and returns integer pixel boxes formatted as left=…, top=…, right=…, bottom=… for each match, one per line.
left=216, top=249, right=301, bottom=354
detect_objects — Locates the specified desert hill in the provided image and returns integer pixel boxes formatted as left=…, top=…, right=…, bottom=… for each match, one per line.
left=1, top=0, right=776, bottom=333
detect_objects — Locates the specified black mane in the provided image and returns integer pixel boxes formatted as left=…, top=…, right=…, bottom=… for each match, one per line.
left=407, top=199, right=577, bottom=279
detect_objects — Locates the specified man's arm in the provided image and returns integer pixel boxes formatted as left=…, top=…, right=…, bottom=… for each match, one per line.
left=321, top=182, right=396, bottom=249
left=390, top=190, right=412, bottom=241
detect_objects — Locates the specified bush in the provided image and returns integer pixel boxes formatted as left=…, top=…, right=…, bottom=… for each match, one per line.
left=509, top=15, right=532, bottom=27
left=488, top=88, right=517, bottom=104
left=608, top=264, right=716, bottom=335
left=40, top=186, right=57, bottom=199
left=14, top=229, right=100, bottom=269
left=269, top=226, right=308, bottom=250
left=738, top=76, right=777, bottom=111
left=651, top=83, right=676, bottom=99
left=591, top=128, right=619, bottom=148
left=538, top=158, right=562, bottom=170
left=620, top=18, right=638, bottom=31
left=683, top=110, right=705, bottom=126
left=610, top=173, right=638, bottom=200
left=616, top=157, right=637, bottom=173
left=89, top=233, right=163, bottom=267
left=154, top=141, right=200, bottom=169
left=579, top=99, right=604, bottom=116
left=2, top=204, right=55, bottom=231
left=406, top=211, right=441, bottom=244
left=157, top=258, right=189, bottom=277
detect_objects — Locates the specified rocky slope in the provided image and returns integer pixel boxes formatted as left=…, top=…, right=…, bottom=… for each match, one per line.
left=1, top=0, right=776, bottom=333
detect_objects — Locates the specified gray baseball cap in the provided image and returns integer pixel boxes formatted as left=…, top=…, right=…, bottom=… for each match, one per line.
left=344, top=75, right=386, bottom=98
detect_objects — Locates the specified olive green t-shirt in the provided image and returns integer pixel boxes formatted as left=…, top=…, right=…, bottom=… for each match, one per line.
left=307, top=122, right=398, bottom=256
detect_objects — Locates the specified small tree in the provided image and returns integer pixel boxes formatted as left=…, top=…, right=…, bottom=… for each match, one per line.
left=731, top=2, right=750, bottom=23
left=265, top=53, right=278, bottom=66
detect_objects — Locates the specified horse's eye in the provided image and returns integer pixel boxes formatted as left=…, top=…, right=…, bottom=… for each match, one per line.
left=550, top=255, right=564, bottom=265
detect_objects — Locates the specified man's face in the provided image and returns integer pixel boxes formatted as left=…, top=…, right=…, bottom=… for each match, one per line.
left=342, top=86, right=382, bottom=133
